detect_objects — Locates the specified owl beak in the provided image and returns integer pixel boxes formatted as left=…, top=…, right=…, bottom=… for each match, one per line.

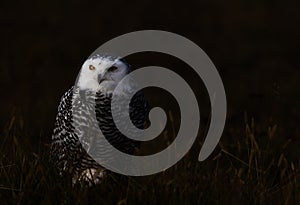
left=98, top=74, right=105, bottom=84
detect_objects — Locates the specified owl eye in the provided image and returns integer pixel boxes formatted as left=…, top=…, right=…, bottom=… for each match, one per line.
left=108, top=66, right=118, bottom=72
left=89, top=65, right=96, bottom=70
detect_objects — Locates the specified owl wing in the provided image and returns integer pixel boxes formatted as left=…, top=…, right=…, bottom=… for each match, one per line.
left=50, top=86, right=99, bottom=176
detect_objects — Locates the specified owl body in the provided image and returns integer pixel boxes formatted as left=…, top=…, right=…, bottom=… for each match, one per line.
left=50, top=55, right=148, bottom=184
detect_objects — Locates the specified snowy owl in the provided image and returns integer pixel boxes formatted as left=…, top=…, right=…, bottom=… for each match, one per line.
left=50, top=54, right=149, bottom=184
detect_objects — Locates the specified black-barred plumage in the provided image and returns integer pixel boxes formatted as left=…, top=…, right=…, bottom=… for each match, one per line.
left=50, top=55, right=148, bottom=184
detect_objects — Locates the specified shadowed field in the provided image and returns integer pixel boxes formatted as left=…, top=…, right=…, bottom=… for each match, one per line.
left=1, top=112, right=300, bottom=204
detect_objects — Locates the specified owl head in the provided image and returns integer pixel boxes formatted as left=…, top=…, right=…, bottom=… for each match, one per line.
left=77, top=54, right=131, bottom=93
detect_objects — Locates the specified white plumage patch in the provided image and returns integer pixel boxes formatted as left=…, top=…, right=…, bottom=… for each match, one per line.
left=77, top=55, right=130, bottom=93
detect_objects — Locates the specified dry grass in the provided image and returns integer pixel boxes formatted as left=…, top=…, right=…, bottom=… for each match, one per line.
left=0, top=113, right=299, bottom=205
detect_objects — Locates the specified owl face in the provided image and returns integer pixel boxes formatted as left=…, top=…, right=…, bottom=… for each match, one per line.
left=77, top=55, right=130, bottom=93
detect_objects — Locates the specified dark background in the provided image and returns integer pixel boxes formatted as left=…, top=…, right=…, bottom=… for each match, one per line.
left=1, top=0, right=299, bottom=138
